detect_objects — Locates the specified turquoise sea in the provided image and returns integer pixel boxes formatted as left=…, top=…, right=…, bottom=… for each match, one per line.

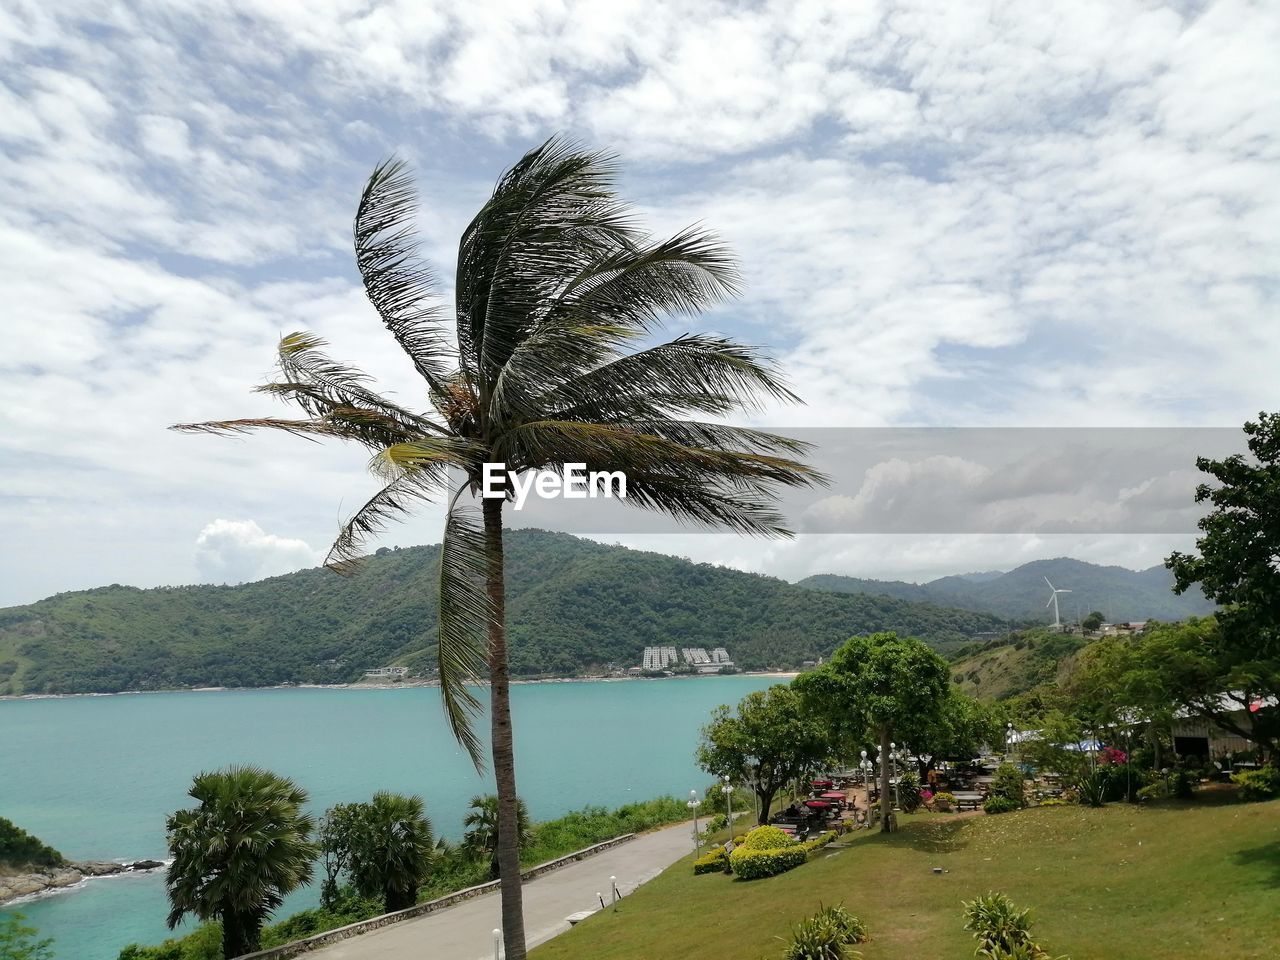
left=0, top=677, right=779, bottom=959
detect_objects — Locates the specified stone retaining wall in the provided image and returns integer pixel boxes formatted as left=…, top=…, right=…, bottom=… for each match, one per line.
left=237, top=833, right=637, bottom=960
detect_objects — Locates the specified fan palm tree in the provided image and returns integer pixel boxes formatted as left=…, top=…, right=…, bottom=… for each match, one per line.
left=463, top=793, right=531, bottom=879
left=164, top=766, right=317, bottom=959
left=347, top=792, right=434, bottom=912
left=173, top=137, right=822, bottom=959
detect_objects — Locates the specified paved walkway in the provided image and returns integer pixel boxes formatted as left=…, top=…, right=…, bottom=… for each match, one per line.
left=306, top=820, right=698, bottom=960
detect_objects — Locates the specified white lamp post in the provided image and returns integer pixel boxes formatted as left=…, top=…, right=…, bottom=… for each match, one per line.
left=1006, top=721, right=1014, bottom=760
left=721, top=775, right=734, bottom=844
left=686, top=789, right=701, bottom=854
left=890, top=741, right=900, bottom=809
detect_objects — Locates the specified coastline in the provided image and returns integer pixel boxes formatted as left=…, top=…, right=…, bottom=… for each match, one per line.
left=0, top=860, right=168, bottom=909
left=0, top=671, right=799, bottom=703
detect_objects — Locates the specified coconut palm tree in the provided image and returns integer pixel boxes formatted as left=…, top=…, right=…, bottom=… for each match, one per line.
left=164, top=766, right=317, bottom=959
left=463, top=793, right=531, bottom=879
left=173, top=137, right=821, bottom=959
left=347, top=792, right=434, bottom=912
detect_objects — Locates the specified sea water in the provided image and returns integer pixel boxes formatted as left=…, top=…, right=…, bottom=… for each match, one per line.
left=0, top=676, right=779, bottom=959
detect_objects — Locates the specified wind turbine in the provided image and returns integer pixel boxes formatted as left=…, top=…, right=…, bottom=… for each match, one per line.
left=1044, top=577, right=1072, bottom=630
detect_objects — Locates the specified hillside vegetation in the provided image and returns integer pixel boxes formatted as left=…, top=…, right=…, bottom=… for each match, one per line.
left=0, top=531, right=1006, bottom=695
left=799, top=556, right=1215, bottom=622
left=949, top=627, right=1093, bottom=700
left=0, top=817, right=64, bottom=870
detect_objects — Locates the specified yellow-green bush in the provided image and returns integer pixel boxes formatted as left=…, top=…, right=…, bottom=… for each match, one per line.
left=730, top=844, right=808, bottom=880
left=693, top=845, right=728, bottom=875
left=738, top=825, right=794, bottom=850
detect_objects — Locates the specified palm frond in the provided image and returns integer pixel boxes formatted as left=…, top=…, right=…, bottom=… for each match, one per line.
left=456, top=136, right=638, bottom=392
left=495, top=420, right=823, bottom=494
left=324, top=471, right=443, bottom=575
left=435, top=498, right=494, bottom=769
left=169, top=417, right=347, bottom=441
left=266, top=331, right=449, bottom=437
left=533, top=334, right=800, bottom=422
left=354, top=160, right=453, bottom=391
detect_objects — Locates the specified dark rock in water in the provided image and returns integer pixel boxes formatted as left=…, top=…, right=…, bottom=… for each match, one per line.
left=128, top=860, right=164, bottom=871
left=78, top=860, right=126, bottom=876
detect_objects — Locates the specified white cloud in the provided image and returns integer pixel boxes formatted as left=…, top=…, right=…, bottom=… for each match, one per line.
left=194, top=519, right=320, bottom=584
left=0, top=0, right=1276, bottom=604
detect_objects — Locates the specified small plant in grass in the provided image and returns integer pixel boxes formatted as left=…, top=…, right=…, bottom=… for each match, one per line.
left=1073, top=769, right=1106, bottom=808
left=963, top=892, right=1067, bottom=960
left=983, top=795, right=1019, bottom=815
left=1232, top=765, right=1280, bottom=801
left=989, top=763, right=1026, bottom=808
left=783, top=902, right=867, bottom=960
left=898, top=771, right=924, bottom=812
left=933, top=791, right=956, bottom=812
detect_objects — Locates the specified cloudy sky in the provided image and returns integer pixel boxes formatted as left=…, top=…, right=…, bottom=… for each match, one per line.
left=2, top=0, right=1277, bottom=606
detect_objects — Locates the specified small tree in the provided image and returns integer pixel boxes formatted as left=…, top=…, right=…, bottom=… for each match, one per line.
left=697, top=685, right=828, bottom=824
left=318, top=802, right=366, bottom=909
left=795, top=632, right=951, bottom=831
left=347, top=792, right=435, bottom=913
left=1082, top=611, right=1105, bottom=632
left=165, top=766, right=317, bottom=959
left=463, top=794, right=531, bottom=879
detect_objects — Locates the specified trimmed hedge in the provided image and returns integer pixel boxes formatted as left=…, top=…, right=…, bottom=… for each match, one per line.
left=730, top=844, right=808, bottom=879
left=738, top=825, right=795, bottom=850
left=729, top=828, right=838, bottom=880
left=1233, top=766, right=1280, bottom=802
left=693, top=845, right=729, bottom=875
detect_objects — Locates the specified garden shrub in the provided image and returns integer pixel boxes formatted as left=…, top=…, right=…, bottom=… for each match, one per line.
left=1073, top=769, right=1106, bottom=808
left=933, top=791, right=956, bottom=811
left=693, top=845, right=728, bottom=875
left=799, top=831, right=838, bottom=855
left=783, top=903, right=868, bottom=960
left=738, top=825, right=795, bottom=850
left=898, top=770, right=924, bottom=812
left=983, top=795, right=1019, bottom=815
left=729, top=844, right=808, bottom=880
left=989, top=764, right=1027, bottom=808
left=1233, top=766, right=1280, bottom=802
left=1036, top=798, right=1069, bottom=807
left=701, top=813, right=728, bottom=835
left=963, top=892, right=1063, bottom=960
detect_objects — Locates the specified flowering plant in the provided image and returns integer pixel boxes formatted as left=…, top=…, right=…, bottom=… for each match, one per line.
left=1098, top=746, right=1128, bottom=765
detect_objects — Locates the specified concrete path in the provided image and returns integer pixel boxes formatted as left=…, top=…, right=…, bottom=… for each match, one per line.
left=305, top=820, right=699, bottom=960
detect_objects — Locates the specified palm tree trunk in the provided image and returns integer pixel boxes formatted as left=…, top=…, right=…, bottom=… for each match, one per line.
left=483, top=496, right=526, bottom=960
left=879, top=728, right=893, bottom=833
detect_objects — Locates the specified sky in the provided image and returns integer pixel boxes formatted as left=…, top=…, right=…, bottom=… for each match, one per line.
left=1, top=0, right=1277, bottom=607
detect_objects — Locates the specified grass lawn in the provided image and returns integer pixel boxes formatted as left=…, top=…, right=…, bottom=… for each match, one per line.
left=533, top=792, right=1280, bottom=960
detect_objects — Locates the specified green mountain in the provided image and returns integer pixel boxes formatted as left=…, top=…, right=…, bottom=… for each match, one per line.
left=797, top=557, right=1214, bottom=624
left=0, top=530, right=1009, bottom=696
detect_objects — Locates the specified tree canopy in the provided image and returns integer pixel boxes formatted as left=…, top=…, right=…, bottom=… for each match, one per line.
left=697, top=684, right=829, bottom=824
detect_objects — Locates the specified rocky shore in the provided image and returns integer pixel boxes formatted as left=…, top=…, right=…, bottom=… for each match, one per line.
left=0, top=859, right=165, bottom=905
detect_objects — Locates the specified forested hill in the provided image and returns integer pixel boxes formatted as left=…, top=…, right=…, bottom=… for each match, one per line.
left=797, top=557, right=1215, bottom=623
left=0, top=531, right=1007, bottom=696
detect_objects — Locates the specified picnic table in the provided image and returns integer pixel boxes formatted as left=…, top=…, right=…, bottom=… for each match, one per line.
left=952, top=791, right=984, bottom=811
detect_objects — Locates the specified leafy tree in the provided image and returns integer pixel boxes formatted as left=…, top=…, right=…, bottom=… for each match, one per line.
left=697, top=684, right=829, bottom=824
left=1167, top=412, right=1280, bottom=659
left=164, top=766, right=317, bottom=959
left=173, top=138, right=819, bottom=958
left=318, top=802, right=366, bottom=909
left=347, top=792, right=434, bottom=913
left=463, top=794, right=531, bottom=879
left=912, top=690, right=1001, bottom=779
left=795, top=632, right=951, bottom=831
left=1082, top=610, right=1105, bottom=631
left=1166, top=412, right=1280, bottom=753
left=0, top=913, right=53, bottom=960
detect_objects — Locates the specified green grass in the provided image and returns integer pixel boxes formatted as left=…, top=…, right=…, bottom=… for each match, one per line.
left=534, top=792, right=1280, bottom=960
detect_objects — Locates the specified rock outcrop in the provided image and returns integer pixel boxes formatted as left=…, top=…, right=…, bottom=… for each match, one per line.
left=0, top=859, right=166, bottom=905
